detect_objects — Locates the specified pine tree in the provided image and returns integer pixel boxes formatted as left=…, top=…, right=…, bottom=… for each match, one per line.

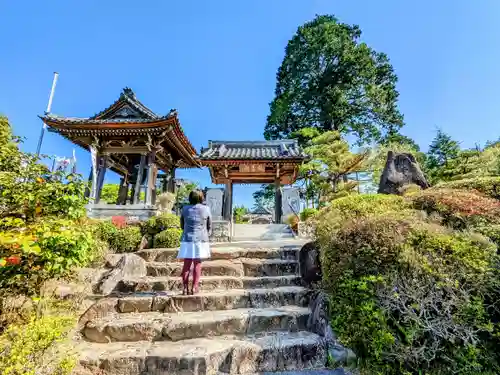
left=301, top=131, right=367, bottom=203
left=426, top=129, right=460, bottom=183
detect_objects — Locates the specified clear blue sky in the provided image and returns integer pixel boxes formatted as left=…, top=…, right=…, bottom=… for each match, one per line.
left=1, top=1, right=500, bottom=207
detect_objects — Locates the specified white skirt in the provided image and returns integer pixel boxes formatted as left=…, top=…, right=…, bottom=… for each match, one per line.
left=177, top=242, right=211, bottom=259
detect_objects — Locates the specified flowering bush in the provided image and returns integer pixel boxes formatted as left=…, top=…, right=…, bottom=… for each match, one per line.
left=0, top=219, right=98, bottom=296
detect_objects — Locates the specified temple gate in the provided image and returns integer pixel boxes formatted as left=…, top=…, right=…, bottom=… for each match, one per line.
left=199, top=140, right=307, bottom=238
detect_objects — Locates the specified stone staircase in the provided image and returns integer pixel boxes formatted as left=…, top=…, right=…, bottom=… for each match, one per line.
left=77, top=241, right=346, bottom=375
left=232, top=224, right=295, bottom=242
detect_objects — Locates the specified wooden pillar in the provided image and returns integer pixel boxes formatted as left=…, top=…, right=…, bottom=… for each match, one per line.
left=145, top=151, right=157, bottom=206
left=118, top=177, right=129, bottom=205
left=167, top=167, right=176, bottom=193
left=223, top=181, right=233, bottom=221
left=133, top=154, right=146, bottom=204
left=95, top=155, right=108, bottom=204
left=84, top=166, right=93, bottom=198
left=129, top=185, right=135, bottom=204
left=223, top=180, right=234, bottom=240
left=161, top=175, right=168, bottom=193
left=274, top=178, right=282, bottom=224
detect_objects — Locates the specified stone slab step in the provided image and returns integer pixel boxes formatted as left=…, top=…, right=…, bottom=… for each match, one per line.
left=236, top=370, right=350, bottom=375
left=78, top=331, right=326, bottom=374
left=117, top=275, right=301, bottom=293
left=137, top=246, right=300, bottom=263
left=83, top=305, right=311, bottom=343
left=109, top=286, right=308, bottom=314
left=146, top=259, right=299, bottom=277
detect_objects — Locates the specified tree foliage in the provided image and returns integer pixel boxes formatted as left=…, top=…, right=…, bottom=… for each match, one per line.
left=264, top=14, right=404, bottom=145
left=425, top=129, right=461, bottom=182
left=301, top=130, right=367, bottom=202
left=252, top=185, right=275, bottom=210
left=233, top=205, right=249, bottom=223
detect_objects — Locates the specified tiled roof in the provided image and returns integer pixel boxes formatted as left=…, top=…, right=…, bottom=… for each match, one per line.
left=39, top=113, right=174, bottom=125
left=90, top=87, right=158, bottom=120
left=251, top=205, right=272, bottom=215
left=40, top=88, right=178, bottom=125
left=199, top=140, right=307, bottom=160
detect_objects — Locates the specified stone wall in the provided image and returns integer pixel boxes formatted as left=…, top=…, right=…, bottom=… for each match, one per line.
left=210, top=220, right=230, bottom=242
left=86, top=204, right=157, bottom=222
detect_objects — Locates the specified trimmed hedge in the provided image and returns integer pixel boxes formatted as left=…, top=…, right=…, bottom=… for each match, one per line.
left=314, top=194, right=414, bottom=244
left=300, top=208, right=318, bottom=222
left=108, top=226, right=142, bottom=253
left=411, top=188, right=500, bottom=230
left=436, top=176, right=500, bottom=200
left=320, top=214, right=500, bottom=374
left=154, top=228, right=182, bottom=248
left=142, top=213, right=180, bottom=236
left=93, top=220, right=142, bottom=253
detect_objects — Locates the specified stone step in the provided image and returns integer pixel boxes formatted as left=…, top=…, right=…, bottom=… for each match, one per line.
left=83, top=305, right=311, bottom=343
left=78, top=331, right=326, bottom=374
left=137, top=246, right=300, bottom=263
left=117, top=275, right=301, bottom=293
left=109, top=286, right=308, bottom=314
left=146, top=259, right=299, bottom=278
left=233, top=224, right=296, bottom=242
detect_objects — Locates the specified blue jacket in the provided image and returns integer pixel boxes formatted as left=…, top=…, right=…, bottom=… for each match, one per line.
left=180, top=204, right=212, bottom=243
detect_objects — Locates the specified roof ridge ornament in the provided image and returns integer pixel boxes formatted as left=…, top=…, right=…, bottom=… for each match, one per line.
left=122, top=87, right=136, bottom=99
left=218, top=144, right=227, bottom=156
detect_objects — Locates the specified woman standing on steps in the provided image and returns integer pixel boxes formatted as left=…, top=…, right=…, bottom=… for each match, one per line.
left=178, top=189, right=212, bottom=295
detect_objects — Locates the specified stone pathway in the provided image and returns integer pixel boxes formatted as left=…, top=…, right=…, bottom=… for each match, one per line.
left=77, top=240, right=349, bottom=374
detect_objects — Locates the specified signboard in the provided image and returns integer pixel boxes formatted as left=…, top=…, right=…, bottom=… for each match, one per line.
left=239, top=164, right=265, bottom=173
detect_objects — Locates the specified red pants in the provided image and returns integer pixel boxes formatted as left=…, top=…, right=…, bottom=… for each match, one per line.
left=180, top=258, right=201, bottom=291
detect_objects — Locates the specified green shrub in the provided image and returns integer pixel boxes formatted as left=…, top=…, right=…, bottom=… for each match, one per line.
left=321, top=214, right=500, bottom=374
left=314, top=194, right=414, bottom=244
left=154, top=228, right=182, bottom=248
left=107, top=226, right=142, bottom=253
left=0, top=299, right=78, bottom=375
left=142, top=213, right=180, bottom=235
left=300, top=208, right=318, bottom=221
left=92, top=220, right=117, bottom=243
left=436, top=176, right=500, bottom=200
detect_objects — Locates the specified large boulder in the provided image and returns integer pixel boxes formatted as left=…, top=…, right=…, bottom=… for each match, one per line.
left=97, top=253, right=147, bottom=295
left=299, top=241, right=321, bottom=286
left=378, top=151, right=430, bottom=195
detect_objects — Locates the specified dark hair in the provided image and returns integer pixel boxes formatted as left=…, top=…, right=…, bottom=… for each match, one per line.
left=188, top=189, right=204, bottom=205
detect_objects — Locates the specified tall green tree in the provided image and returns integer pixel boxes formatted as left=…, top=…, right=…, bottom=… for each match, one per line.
left=264, top=15, right=404, bottom=145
